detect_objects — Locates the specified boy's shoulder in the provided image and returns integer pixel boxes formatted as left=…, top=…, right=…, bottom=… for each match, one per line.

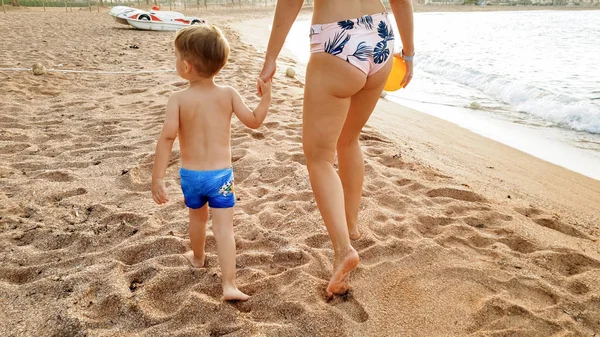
left=172, top=85, right=237, bottom=106
left=217, top=84, right=237, bottom=95
left=168, top=89, right=184, bottom=101
left=215, top=85, right=240, bottom=102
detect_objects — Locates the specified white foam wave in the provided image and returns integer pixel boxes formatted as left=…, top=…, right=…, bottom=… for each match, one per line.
left=416, top=56, right=600, bottom=134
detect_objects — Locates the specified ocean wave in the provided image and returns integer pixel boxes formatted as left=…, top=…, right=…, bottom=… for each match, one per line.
left=416, top=56, right=600, bottom=134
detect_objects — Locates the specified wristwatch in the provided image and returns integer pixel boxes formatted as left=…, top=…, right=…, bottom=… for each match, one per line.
left=401, top=50, right=414, bottom=61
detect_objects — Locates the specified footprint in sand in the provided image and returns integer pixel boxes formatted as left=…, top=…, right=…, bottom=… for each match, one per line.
left=231, top=148, right=248, bottom=163
left=359, top=132, right=393, bottom=143
left=0, top=143, right=31, bottom=154
left=139, top=268, right=203, bottom=314
left=426, top=187, right=487, bottom=203
left=35, top=170, right=75, bottom=182
left=516, top=207, right=591, bottom=239
left=358, top=239, right=414, bottom=266
left=534, top=218, right=590, bottom=239
left=565, top=279, right=591, bottom=295
left=369, top=219, right=411, bottom=241
left=237, top=249, right=309, bottom=276
left=304, top=233, right=331, bottom=249
left=414, top=216, right=455, bottom=238
left=48, top=188, right=87, bottom=202
left=467, top=297, right=561, bottom=335
left=0, top=265, right=44, bottom=285
left=33, top=231, right=78, bottom=251
left=100, top=212, right=148, bottom=227
left=530, top=251, right=600, bottom=277
left=116, top=88, right=149, bottom=95
left=496, top=232, right=540, bottom=254
left=330, top=294, right=369, bottom=323
left=127, top=266, right=159, bottom=293
left=115, top=236, right=186, bottom=266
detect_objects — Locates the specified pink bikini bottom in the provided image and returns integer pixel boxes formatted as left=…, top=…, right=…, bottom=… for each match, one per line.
left=309, top=12, right=395, bottom=76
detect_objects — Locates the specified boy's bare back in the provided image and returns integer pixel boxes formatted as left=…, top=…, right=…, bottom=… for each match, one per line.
left=174, top=84, right=237, bottom=171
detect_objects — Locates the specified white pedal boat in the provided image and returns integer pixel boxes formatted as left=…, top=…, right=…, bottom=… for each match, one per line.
left=110, top=6, right=207, bottom=32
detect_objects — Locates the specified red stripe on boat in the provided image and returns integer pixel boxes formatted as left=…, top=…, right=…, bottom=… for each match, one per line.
left=174, top=18, right=190, bottom=24
left=150, top=15, right=162, bottom=21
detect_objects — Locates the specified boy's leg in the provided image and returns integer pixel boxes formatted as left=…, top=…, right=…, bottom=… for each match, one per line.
left=210, top=207, right=249, bottom=301
left=184, top=204, right=209, bottom=268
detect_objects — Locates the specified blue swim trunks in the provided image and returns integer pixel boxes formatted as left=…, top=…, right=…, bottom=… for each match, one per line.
left=179, top=167, right=235, bottom=209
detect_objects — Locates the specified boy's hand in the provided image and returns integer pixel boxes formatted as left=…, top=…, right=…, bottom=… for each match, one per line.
left=152, top=178, right=169, bottom=204
left=257, top=78, right=272, bottom=99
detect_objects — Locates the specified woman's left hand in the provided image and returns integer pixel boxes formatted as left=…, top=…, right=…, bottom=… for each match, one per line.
left=398, top=54, right=413, bottom=88
left=257, top=58, right=277, bottom=97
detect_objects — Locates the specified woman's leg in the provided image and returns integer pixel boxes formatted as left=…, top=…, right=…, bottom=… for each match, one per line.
left=303, top=52, right=367, bottom=297
left=337, top=60, right=393, bottom=240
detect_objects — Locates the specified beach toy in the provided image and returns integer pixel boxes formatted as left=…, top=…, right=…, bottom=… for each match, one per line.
left=383, top=55, right=407, bottom=92
left=32, top=63, right=46, bottom=76
left=286, top=67, right=296, bottom=78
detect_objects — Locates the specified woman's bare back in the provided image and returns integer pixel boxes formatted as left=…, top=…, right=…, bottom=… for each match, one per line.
left=312, top=0, right=386, bottom=24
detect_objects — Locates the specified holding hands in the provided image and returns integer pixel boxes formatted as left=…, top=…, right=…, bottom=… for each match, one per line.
left=257, top=58, right=276, bottom=97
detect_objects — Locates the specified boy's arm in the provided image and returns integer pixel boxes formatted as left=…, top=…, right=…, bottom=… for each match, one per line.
left=151, top=94, right=179, bottom=204
left=231, top=79, right=272, bottom=129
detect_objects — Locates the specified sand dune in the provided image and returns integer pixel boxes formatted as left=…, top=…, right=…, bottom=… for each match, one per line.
left=1, top=8, right=599, bottom=337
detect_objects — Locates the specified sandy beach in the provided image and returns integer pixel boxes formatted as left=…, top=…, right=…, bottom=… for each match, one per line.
left=1, top=7, right=599, bottom=337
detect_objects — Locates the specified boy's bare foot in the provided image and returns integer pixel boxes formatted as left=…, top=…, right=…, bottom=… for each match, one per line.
left=326, top=248, right=359, bottom=298
left=223, top=285, right=250, bottom=301
left=184, top=250, right=205, bottom=268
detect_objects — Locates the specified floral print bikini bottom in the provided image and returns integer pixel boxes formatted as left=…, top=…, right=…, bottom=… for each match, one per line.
left=309, top=12, right=395, bottom=76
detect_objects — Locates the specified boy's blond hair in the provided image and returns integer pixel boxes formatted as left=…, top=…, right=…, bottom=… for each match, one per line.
left=174, top=25, right=230, bottom=77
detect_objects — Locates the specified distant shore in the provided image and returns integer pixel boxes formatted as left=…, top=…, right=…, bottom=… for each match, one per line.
left=2, top=3, right=599, bottom=13
left=412, top=3, right=600, bottom=12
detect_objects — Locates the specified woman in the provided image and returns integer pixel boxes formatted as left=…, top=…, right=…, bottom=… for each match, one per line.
left=258, top=0, right=414, bottom=298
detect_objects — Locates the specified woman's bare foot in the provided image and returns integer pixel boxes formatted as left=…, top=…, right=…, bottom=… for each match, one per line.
left=183, top=250, right=205, bottom=268
left=326, top=248, right=359, bottom=298
left=223, top=285, right=250, bottom=301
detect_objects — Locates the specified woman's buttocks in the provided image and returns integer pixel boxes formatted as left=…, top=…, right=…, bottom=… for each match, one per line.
left=312, top=0, right=386, bottom=25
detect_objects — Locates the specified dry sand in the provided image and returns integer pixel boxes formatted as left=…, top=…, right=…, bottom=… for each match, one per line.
left=1, top=7, right=599, bottom=337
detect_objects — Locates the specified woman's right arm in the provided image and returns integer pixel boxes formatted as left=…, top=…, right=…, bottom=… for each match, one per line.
left=258, top=0, right=305, bottom=93
left=389, top=0, right=414, bottom=56
left=389, top=0, right=415, bottom=87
